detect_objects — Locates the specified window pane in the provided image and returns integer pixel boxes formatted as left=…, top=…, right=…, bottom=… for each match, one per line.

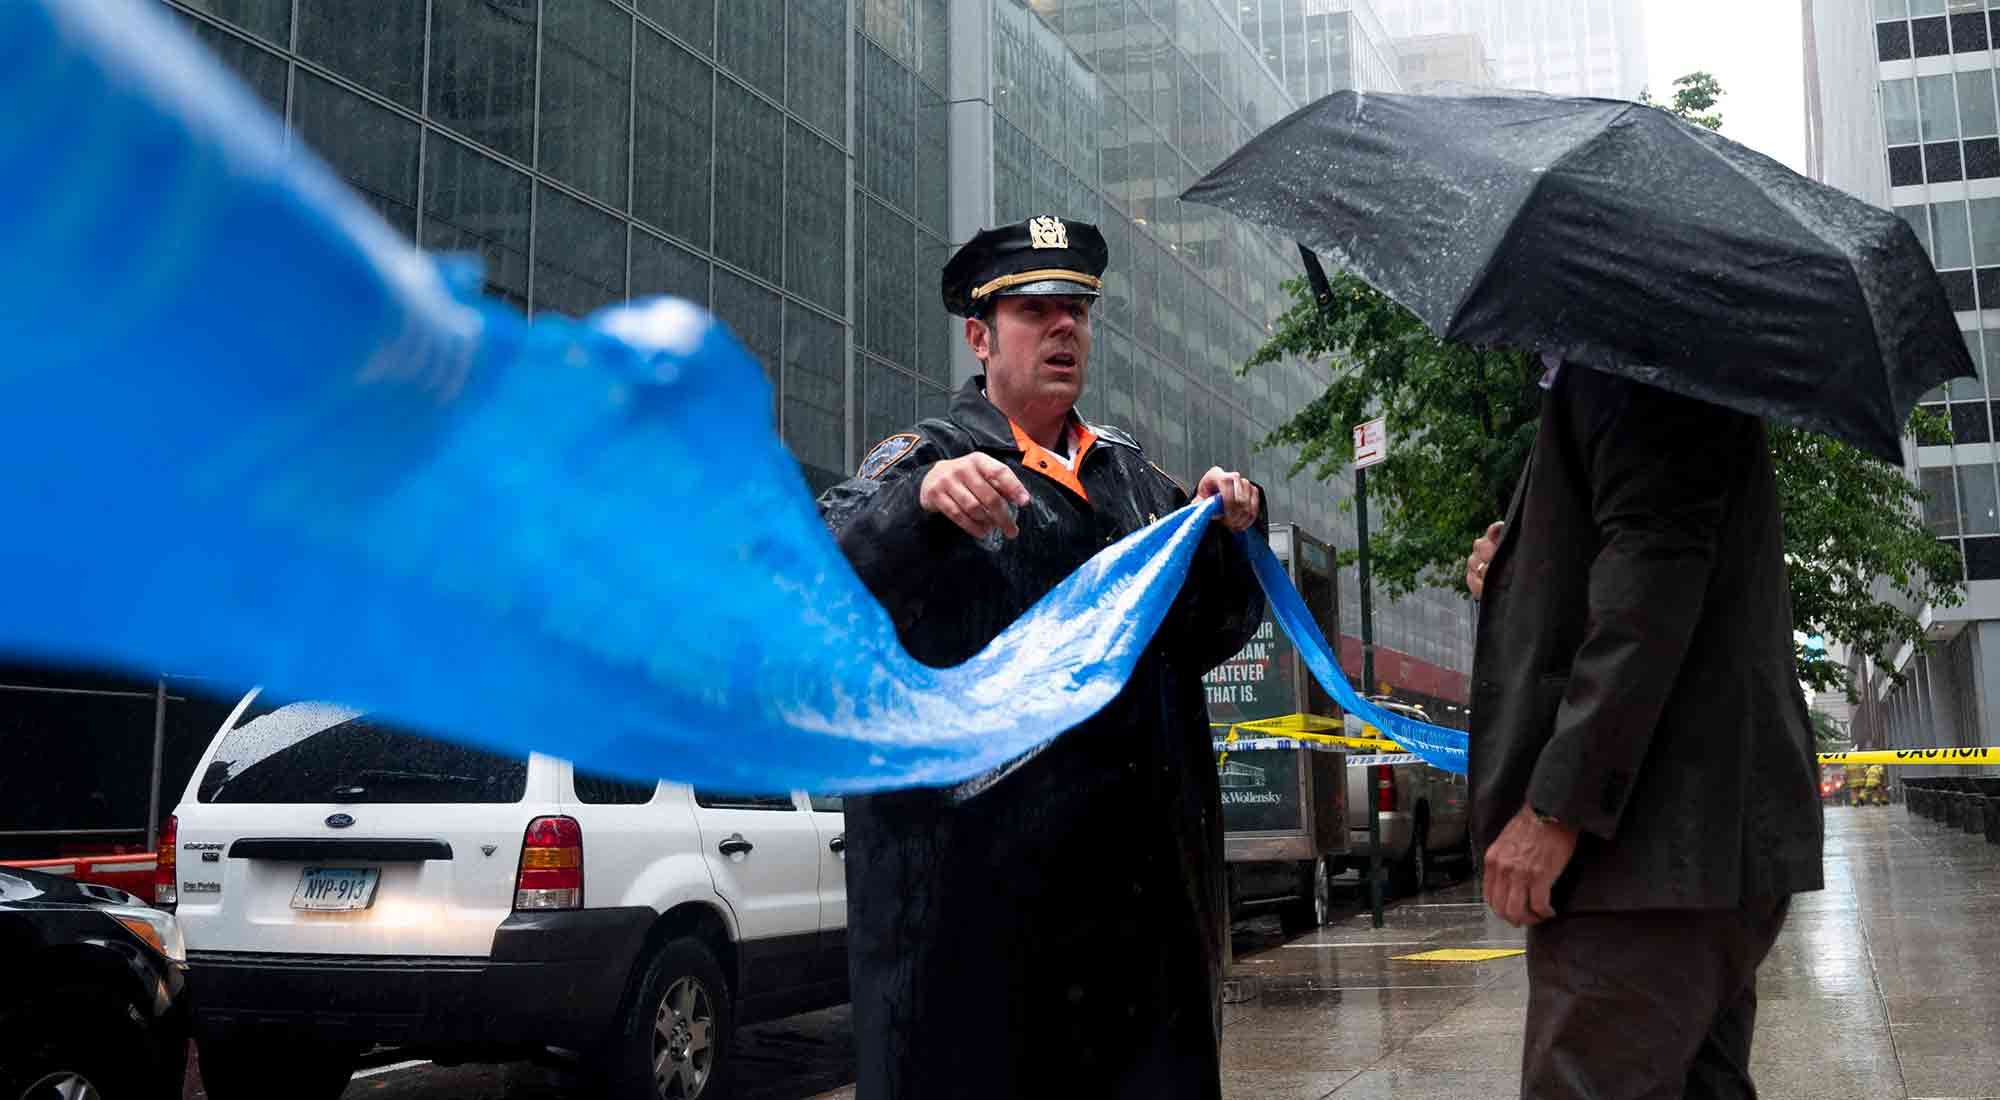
left=540, top=0, right=633, bottom=209
left=630, top=230, right=709, bottom=307
left=917, top=380, right=950, bottom=422
left=920, top=0, right=949, bottom=88
left=712, top=269, right=783, bottom=388
left=1935, top=201, right=1974, bottom=267
left=713, top=79, right=785, bottom=282
left=198, top=713, right=526, bottom=805
left=640, top=0, right=713, bottom=55
left=573, top=771, right=657, bottom=804
left=1962, top=72, right=2000, bottom=139
left=1972, top=198, right=2000, bottom=269
left=1926, top=140, right=1966, bottom=183
left=1943, top=267, right=1978, bottom=310
left=1884, top=79, right=1921, bottom=146
left=1953, top=10, right=1991, bottom=50
left=783, top=302, right=847, bottom=491
left=421, top=136, right=532, bottom=309
left=1878, top=0, right=1909, bottom=14
left=918, top=232, right=954, bottom=387
left=1957, top=331, right=1990, bottom=397
left=1158, top=359, right=1188, bottom=479
left=1899, top=203, right=1932, bottom=257
left=1971, top=138, right=2000, bottom=179
left=531, top=184, right=626, bottom=318
left=174, top=14, right=289, bottom=116
left=693, top=791, right=795, bottom=809
left=786, top=123, right=847, bottom=313
left=1098, top=325, right=1133, bottom=426
left=181, top=0, right=291, bottom=45
left=1919, top=74, right=1960, bottom=140
left=861, top=39, right=916, bottom=214
left=718, top=0, right=785, bottom=100
left=430, top=0, right=539, bottom=164
left=1963, top=465, right=2000, bottom=534
left=916, top=83, right=950, bottom=236
left=634, top=29, right=713, bottom=248
left=1914, top=15, right=1952, bottom=55
left=298, top=0, right=425, bottom=109
left=1878, top=19, right=1913, bottom=61
left=1911, top=0, right=1944, bottom=13
left=1966, top=535, right=2000, bottom=579
left=863, top=358, right=916, bottom=452
left=1952, top=401, right=1992, bottom=442
left=789, top=0, right=847, bottom=140
left=866, top=201, right=917, bottom=369
left=292, top=73, right=420, bottom=238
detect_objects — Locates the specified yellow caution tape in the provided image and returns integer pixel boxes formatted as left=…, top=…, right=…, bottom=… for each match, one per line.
left=1816, top=747, right=2000, bottom=765
left=1208, top=720, right=1400, bottom=772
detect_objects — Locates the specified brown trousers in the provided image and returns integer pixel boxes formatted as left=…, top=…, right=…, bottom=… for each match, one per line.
left=1522, top=899, right=1791, bottom=1100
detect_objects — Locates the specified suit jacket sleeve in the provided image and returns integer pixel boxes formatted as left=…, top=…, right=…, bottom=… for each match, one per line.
left=1526, top=372, right=1752, bottom=839
left=1170, top=483, right=1271, bottom=673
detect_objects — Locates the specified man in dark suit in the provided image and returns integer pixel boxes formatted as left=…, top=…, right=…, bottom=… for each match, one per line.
left=1465, top=361, right=1823, bottom=1099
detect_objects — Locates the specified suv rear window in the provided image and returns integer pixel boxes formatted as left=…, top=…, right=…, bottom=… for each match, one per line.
left=197, top=697, right=527, bottom=804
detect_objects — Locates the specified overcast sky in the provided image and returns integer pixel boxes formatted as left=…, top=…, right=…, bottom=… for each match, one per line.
left=1646, top=0, right=1806, bottom=171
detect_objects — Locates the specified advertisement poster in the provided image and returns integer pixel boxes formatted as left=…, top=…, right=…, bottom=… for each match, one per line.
left=1216, top=747, right=1304, bottom=833
left=1203, top=616, right=1296, bottom=729
left=1209, top=615, right=1303, bottom=833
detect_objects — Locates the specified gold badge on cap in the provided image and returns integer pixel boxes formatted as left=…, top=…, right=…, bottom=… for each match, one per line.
left=1028, top=216, right=1069, bottom=249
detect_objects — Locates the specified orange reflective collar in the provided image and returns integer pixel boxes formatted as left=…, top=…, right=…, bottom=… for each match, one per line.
left=1008, top=417, right=1097, bottom=502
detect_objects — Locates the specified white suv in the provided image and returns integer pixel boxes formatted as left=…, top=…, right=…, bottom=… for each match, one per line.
left=160, top=689, right=848, bottom=1100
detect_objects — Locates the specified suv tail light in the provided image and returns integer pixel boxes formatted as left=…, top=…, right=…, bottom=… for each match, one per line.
left=1374, top=765, right=1397, bottom=814
left=514, top=816, right=582, bottom=911
left=154, top=814, right=178, bottom=910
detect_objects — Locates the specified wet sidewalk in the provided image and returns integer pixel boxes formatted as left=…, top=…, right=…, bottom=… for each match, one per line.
left=1219, top=805, right=2000, bottom=1099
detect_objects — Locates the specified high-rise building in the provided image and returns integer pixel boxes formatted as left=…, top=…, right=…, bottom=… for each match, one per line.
left=163, top=0, right=1472, bottom=717
left=1805, top=0, right=2000, bottom=757
left=1392, top=31, right=1499, bottom=87
left=1373, top=0, right=1648, bottom=99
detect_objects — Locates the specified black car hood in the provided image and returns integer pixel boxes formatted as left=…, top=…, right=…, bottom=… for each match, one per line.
left=0, top=865, right=137, bottom=910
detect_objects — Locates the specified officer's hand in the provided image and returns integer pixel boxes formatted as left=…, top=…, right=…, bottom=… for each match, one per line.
left=1466, top=521, right=1503, bottom=600
left=1482, top=803, right=1580, bottom=928
left=920, top=453, right=1033, bottom=542
left=1196, top=468, right=1260, bottom=533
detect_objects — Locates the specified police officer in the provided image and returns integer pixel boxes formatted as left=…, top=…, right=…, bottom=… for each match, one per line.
left=817, top=215, right=1267, bottom=1099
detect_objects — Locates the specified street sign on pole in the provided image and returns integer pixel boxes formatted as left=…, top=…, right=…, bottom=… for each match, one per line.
left=1353, top=417, right=1388, bottom=470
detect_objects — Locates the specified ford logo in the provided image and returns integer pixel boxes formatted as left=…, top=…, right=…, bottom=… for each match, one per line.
left=325, top=813, right=355, bottom=829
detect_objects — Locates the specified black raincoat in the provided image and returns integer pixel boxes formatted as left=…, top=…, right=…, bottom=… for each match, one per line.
left=817, top=375, right=1266, bottom=1099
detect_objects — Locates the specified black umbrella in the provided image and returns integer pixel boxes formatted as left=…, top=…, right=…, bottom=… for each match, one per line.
left=1182, top=90, right=1973, bottom=462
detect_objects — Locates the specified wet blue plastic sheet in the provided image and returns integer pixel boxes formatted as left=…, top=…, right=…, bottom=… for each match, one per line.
left=0, top=0, right=1469, bottom=791
left=0, top=0, right=1230, bottom=794
left=1240, top=536, right=1470, bottom=774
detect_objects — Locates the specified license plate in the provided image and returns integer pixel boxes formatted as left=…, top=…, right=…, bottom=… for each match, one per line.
left=291, top=867, right=379, bottom=911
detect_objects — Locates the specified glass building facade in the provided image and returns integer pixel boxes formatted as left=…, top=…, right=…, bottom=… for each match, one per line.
left=166, top=0, right=1473, bottom=702
left=1870, top=0, right=2000, bottom=582
left=1373, top=0, right=1648, bottom=99
left=1804, top=0, right=2000, bottom=760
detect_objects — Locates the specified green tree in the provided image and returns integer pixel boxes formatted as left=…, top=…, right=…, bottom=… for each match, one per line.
left=1639, top=71, right=1725, bottom=131
left=1245, top=74, right=1963, bottom=698
left=1810, top=710, right=1851, bottom=752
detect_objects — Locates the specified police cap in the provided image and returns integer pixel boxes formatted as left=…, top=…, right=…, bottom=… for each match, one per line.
left=940, top=215, right=1109, bottom=317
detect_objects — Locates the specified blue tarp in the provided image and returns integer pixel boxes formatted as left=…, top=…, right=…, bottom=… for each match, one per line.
left=0, top=0, right=1467, bottom=790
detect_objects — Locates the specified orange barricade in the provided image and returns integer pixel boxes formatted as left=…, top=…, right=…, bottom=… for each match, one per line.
left=2, top=852, right=158, bottom=899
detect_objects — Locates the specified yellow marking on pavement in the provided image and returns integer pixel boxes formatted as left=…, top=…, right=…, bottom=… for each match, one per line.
left=1394, top=948, right=1526, bottom=963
